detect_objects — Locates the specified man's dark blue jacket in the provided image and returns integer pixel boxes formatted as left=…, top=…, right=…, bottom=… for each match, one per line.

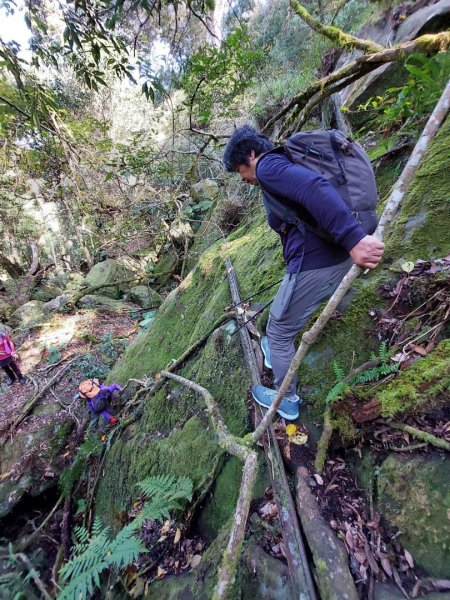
left=256, top=152, right=366, bottom=274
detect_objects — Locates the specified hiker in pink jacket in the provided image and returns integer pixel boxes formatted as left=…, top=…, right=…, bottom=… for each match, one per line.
left=0, top=332, right=26, bottom=386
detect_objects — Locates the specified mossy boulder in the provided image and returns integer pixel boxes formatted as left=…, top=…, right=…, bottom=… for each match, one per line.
left=77, top=295, right=136, bottom=312
left=0, top=298, right=12, bottom=321
left=9, top=300, right=45, bottom=328
left=384, top=116, right=450, bottom=264
left=376, top=339, right=450, bottom=418
left=376, top=453, right=450, bottom=578
left=125, top=285, right=161, bottom=308
left=191, top=178, right=220, bottom=202
left=84, top=259, right=139, bottom=299
left=151, top=249, right=179, bottom=286
left=0, top=417, right=73, bottom=518
left=32, top=283, right=64, bottom=302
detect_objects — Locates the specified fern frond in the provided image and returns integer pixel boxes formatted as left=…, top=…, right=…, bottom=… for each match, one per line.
left=331, top=360, right=345, bottom=381
left=107, top=523, right=148, bottom=569
left=136, top=474, right=193, bottom=504
left=91, top=515, right=104, bottom=537
left=378, top=341, right=390, bottom=363
left=60, top=529, right=110, bottom=583
left=58, top=559, right=108, bottom=600
left=326, top=381, right=349, bottom=404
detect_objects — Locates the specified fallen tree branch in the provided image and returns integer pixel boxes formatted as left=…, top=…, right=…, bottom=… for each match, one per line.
left=2, top=357, right=79, bottom=442
left=161, top=371, right=257, bottom=600
left=296, top=467, right=359, bottom=600
left=385, top=422, right=450, bottom=451
left=253, top=79, right=450, bottom=443
left=290, top=0, right=383, bottom=53
left=262, top=31, right=450, bottom=134
left=119, top=312, right=234, bottom=429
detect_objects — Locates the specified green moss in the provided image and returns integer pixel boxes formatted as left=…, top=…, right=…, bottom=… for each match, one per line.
left=95, top=416, right=218, bottom=526
left=377, top=454, right=450, bottom=577
left=299, top=279, right=382, bottom=419
left=108, top=213, right=283, bottom=384
left=197, top=457, right=243, bottom=542
left=377, top=339, right=450, bottom=417
left=384, top=116, right=450, bottom=263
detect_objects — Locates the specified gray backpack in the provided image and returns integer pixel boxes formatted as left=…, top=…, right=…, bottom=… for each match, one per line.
left=262, top=129, right=378, bottom=239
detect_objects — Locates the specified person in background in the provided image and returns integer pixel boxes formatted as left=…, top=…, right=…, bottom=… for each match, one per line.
left=78, top=378, right=121, bottom=430
left=0, top=331, right=26, bottom=386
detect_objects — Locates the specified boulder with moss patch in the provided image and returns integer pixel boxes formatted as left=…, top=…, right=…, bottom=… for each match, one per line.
left=377, top=453, right=450, bottom=578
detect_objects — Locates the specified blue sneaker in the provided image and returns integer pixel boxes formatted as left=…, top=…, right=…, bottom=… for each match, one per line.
left=251, top=384, right=300, bottom=421
left=261, top=336, right=272, bottom=370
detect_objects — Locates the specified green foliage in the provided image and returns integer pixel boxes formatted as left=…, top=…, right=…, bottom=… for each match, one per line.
left=59, top=434, right=104, bottom=497
left=180, top=27, right=262, bottom=126
left=356, top=52, right=450, bottom=133
left=58, top=474, right=192, bottom=600
left=48, top=347, right=63, bottom=364
left=136, top=473, right=193, bottom=519
left=74, top=354, right=110, bottom=380
left=326, top=342, right=398, bottom=404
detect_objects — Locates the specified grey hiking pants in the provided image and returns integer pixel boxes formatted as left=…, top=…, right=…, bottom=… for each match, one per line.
left=266, top=258, right=353, bottom=399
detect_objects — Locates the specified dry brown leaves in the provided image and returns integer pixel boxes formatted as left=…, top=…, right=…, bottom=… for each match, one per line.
left=374, top=256, right=450, bottom=368
left=316, top=457, right=415, bottom=597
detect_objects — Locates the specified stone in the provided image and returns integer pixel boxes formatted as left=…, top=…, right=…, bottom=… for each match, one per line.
left=168, top=219, right=194, bottom=246
left=377, top=454, right=450, bottom=578
left=43, top=294, right=71, bottom=314
left=125, top=286, right=162, bottom=309
left=151, top=251, right=179, bottom=286
left=0, top=321, right=12, bottom=336
left=9, top=300, right=45, bottom=328
left=0, top=417, right=73, bottom=518
left=191, top=178, right=219, bottom=202
left=77, top=294, right=136, bottom=312
left=84, top=258, right=139, bottom=299
left=0, top=298, right=12, bottom=321
left=32, top=283, right=64, bottom=302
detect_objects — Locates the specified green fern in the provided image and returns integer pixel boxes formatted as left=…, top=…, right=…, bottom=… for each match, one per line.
left=136, top=474, right=193, bottom=505
left=326, top=343, right=398, bottom=404
left=58, top=474, right=193, bottom=600
left=331, top=360, right=345, bottom=381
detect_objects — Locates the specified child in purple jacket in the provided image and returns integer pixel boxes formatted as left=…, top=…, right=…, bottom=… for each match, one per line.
left=78, top=379, right=121, bottom=429
left=0, top=332, right=26, bottom=386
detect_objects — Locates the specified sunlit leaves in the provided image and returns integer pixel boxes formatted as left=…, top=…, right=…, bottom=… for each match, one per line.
left=180, top=27, right=263, bottom=126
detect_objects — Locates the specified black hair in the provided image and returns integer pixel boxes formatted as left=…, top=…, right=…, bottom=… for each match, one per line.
left=223, top=125, right=274, bottom=172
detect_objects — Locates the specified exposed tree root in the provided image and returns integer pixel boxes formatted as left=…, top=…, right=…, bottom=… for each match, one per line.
left=1, top=357, right=79, bottom=445
left=262, top=31, right=450, bottom=135
left=290, top=0, right=383, bottom=53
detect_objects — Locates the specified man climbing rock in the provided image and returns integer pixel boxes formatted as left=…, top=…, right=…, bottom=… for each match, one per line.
left=78, top=378, right=121, bottom=430
left=223, top=126, right=384, bottom=421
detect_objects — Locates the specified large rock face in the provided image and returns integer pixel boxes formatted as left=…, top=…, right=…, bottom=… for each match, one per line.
left=377, top=454, right=450, bottom=578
